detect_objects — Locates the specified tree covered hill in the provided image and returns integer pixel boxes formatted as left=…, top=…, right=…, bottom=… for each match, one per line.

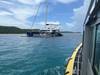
left=0, top=26, right=39, bottom=34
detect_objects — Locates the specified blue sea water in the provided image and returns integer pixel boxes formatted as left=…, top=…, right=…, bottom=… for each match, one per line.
left=0, top=33, right=82, bottom=75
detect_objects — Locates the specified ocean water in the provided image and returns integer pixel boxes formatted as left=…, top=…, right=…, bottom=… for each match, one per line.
left=0, top=33, right=82, bottom=75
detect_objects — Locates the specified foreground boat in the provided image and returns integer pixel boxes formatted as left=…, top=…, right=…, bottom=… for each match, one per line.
left=65, top=0, right=100, bottom=75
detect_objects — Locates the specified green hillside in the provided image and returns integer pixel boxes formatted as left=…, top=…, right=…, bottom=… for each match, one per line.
left=0, top=26, right=39, bottom=34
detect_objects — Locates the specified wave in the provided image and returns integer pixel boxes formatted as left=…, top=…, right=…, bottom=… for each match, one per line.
left=36, top=66, right=65, bottom=75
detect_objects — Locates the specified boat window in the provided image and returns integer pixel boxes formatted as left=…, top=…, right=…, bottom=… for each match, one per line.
left=94, top=25, right=100, bottom=75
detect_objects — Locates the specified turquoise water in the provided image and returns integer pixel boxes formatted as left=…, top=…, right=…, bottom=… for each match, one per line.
left=0, top=33, right=82, bottom=75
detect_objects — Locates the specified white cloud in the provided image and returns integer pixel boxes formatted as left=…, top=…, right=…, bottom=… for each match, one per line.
left=0, top=16, right=30, bottom=29
left=0, top=11, right=12, bottom=16
left=56, top=0, right=77, bottom=4
left=17, top=0, right=45, bottom=5
left=66, top=22, right=74, bottom=27
left=17, top=0, right=33, bottom=4
left=0, top=0, right=13, bottom=5
left=0, top=0, right=45, bottom=28
left=65, top=0, right=91, bottom=32
left=10, top=7, right=35, bottom=21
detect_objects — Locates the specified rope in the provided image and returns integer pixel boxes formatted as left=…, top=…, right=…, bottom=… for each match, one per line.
left=31, top=0, right=49, bottom=29
left=31, top=3, right=41, bottom=29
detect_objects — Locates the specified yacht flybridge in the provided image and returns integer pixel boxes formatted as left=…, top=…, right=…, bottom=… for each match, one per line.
left=27, top=0, right=62, bottom=37
left=65, top=0, right=100, bottom=75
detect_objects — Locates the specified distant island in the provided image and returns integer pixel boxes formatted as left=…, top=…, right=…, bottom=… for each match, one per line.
left=0, top=26, right=81, bottom=34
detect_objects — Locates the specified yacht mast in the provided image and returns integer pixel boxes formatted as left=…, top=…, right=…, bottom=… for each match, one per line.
left=45, top=0, right=48, bottom=25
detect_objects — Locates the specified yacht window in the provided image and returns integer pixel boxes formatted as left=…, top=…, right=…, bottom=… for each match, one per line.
left=94, top=25, right=100, bottom=75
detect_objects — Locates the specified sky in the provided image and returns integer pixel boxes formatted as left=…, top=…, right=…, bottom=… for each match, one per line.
left=0, top=0, right=91, bottom=32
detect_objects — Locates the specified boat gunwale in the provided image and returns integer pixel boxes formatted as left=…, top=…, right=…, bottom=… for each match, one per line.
left=65, top=43, right=82, bottom=75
